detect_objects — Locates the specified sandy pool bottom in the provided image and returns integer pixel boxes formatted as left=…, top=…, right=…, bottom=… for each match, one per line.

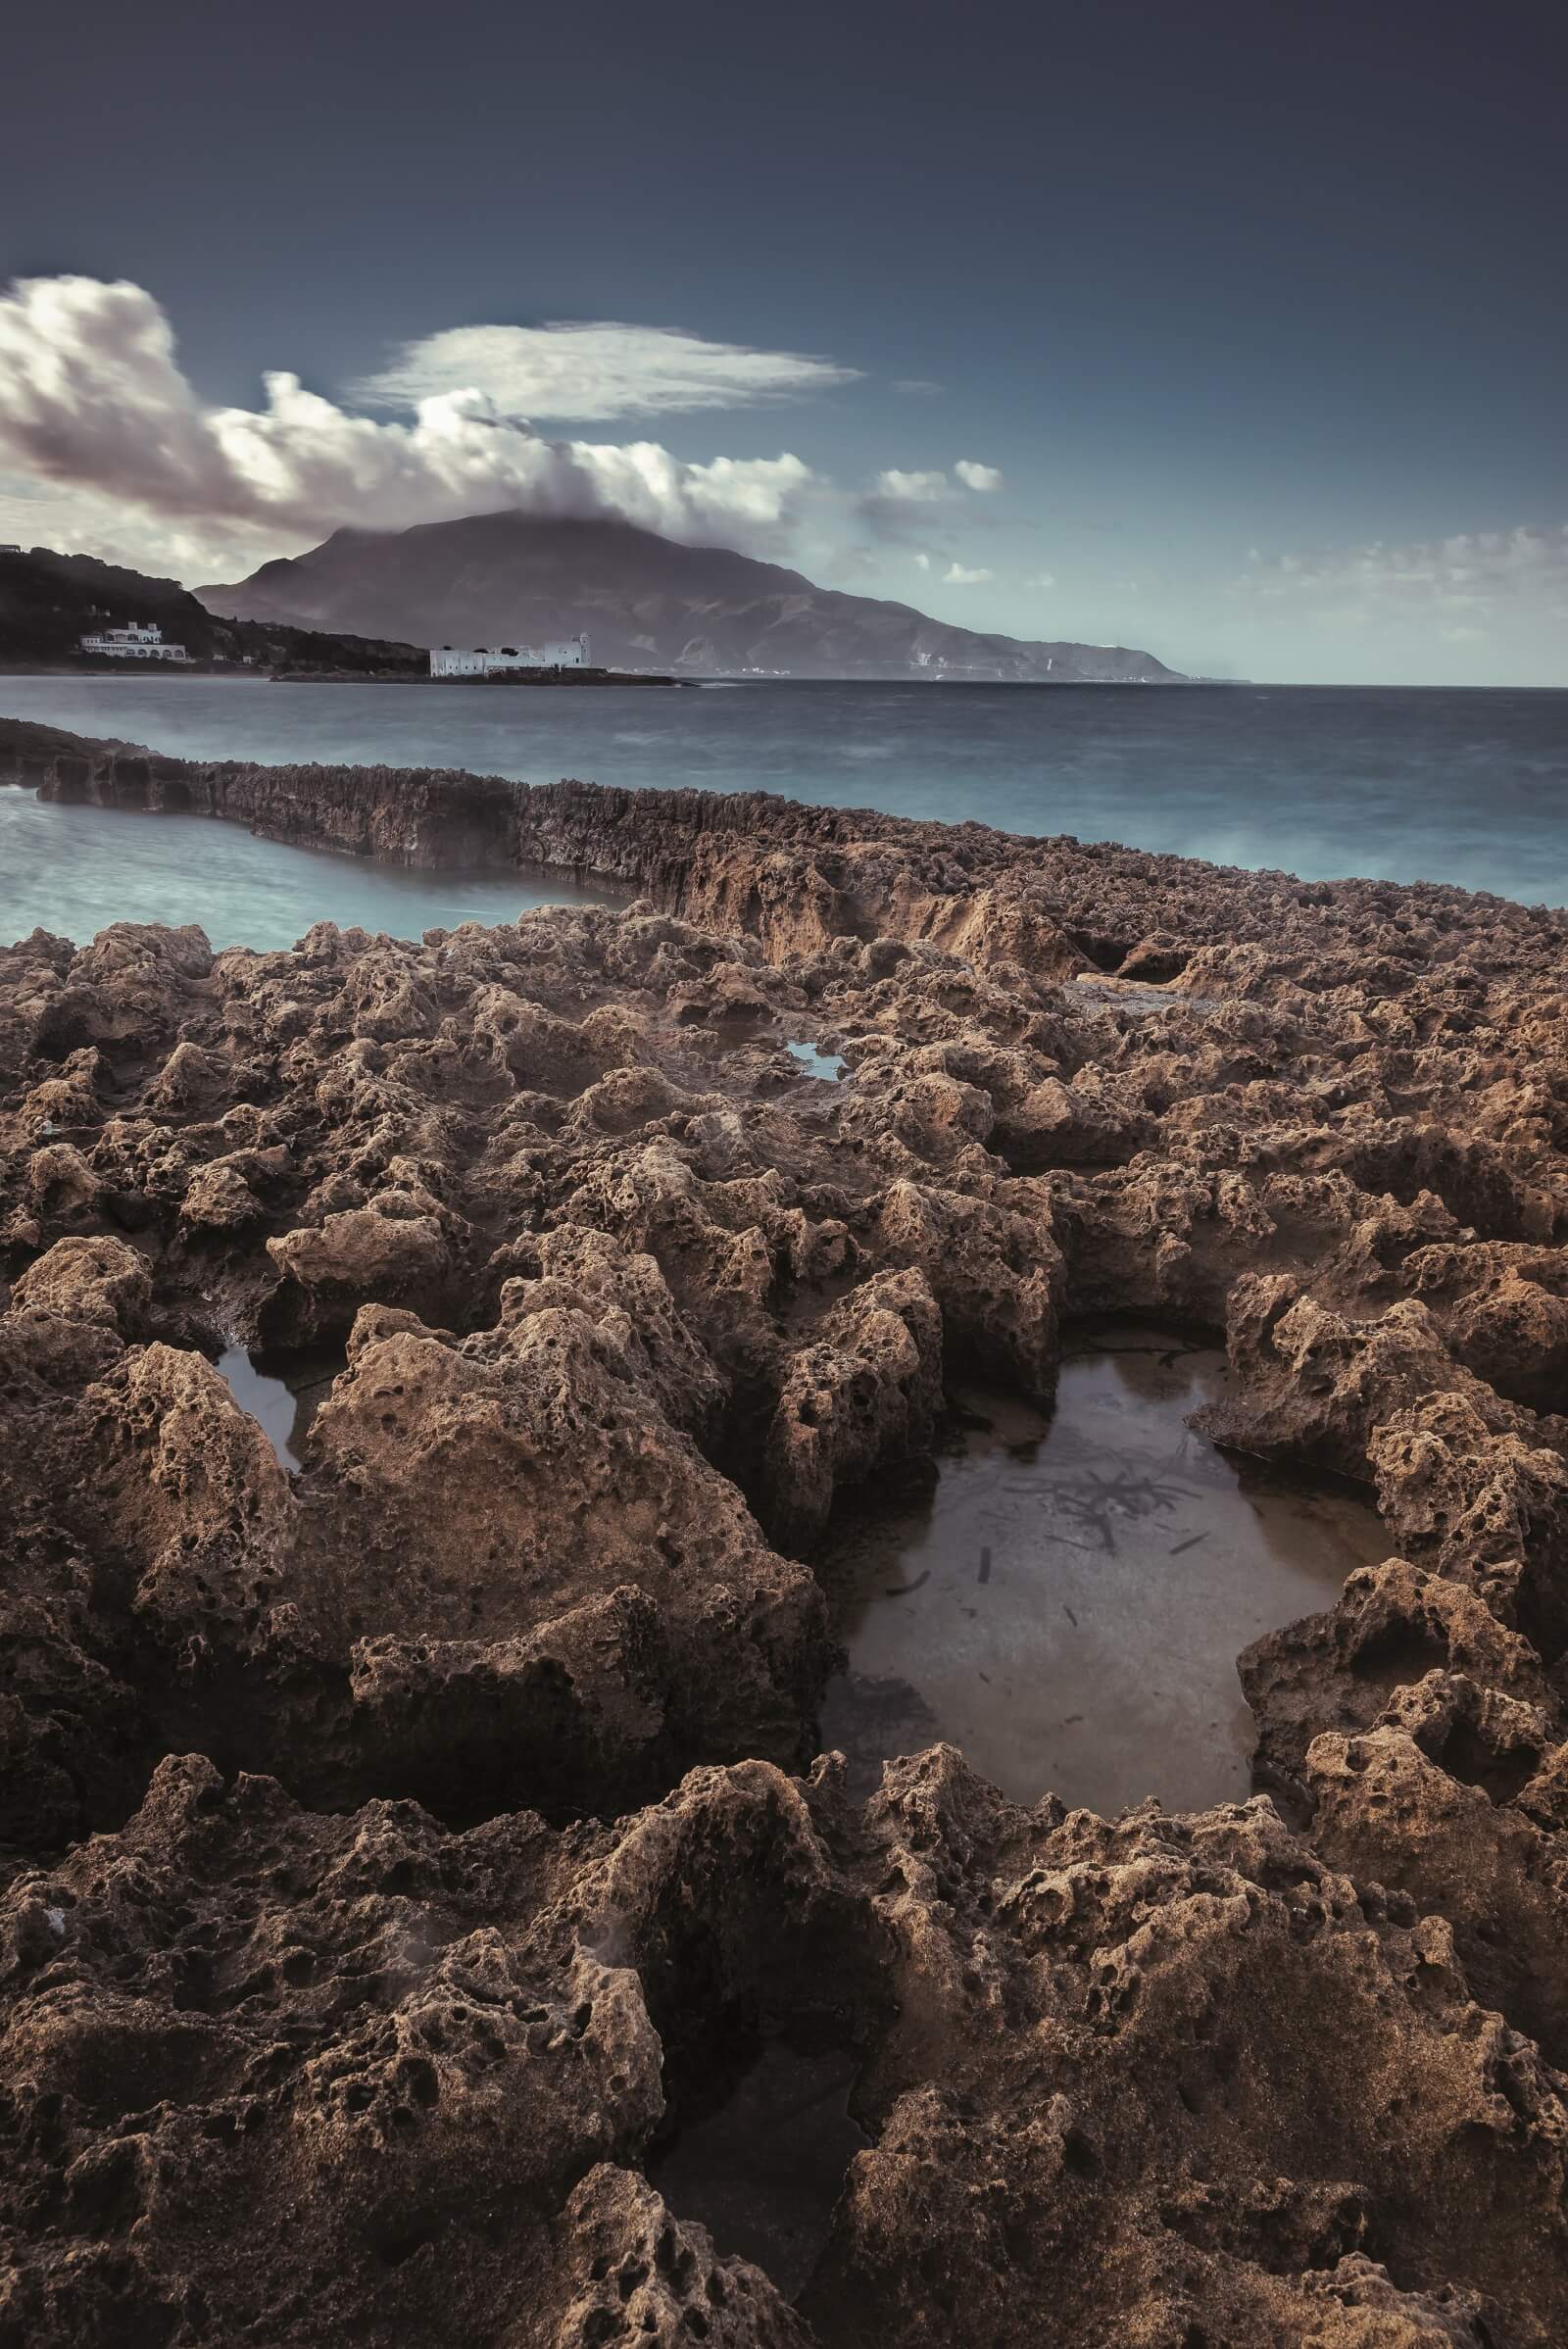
left=818, top=1321, right=1389, bottom=1817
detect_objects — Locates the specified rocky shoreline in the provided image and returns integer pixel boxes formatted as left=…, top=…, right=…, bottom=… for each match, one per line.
left=2, top=715, right=1567, bottom=2345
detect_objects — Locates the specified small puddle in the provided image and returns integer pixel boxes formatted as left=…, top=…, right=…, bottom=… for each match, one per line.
left=215, top=1346, right=344, bottom=1473
left=817, top=1320, right=1388, bottom=1816
left=786, top=1040, right=849, bottom=1081
left=648, top=2039, right=866, bottom=2300
left=1071, top=976, right=1218, bottom=1015
left=692, top=1021, right=849, bottom=1084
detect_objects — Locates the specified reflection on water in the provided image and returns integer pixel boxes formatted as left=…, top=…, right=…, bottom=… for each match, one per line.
left=786, top=1039, right=849, bottom=1080
left=215, top=1346, right=343, bottom=1471
left=0, top=787, right=617, bottom=951
left=818, top=1320, right=1389, bottom=1817
left=648, top=2039, right=866, bottom=2301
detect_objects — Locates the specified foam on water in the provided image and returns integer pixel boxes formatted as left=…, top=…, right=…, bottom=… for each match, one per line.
left=3, top=674, right=1564, bottom=905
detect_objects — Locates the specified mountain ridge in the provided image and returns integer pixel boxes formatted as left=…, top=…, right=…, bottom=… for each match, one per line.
left=200, top=511, right=1183, bottom=683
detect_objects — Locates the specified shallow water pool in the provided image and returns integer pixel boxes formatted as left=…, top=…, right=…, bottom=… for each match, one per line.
left=215, top=1346, right=343, bottom=1471
left=786, top=1038, right=849, bottom=1080
left=0, top=786, right=618, bottom=951
left=818, top=1321, right=1388, bottom=1816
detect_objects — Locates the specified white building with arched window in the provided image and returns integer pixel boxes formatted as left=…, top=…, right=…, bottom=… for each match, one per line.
left=429, top=633, right=591, bottom=677
left=79, top=621, right=190, bottom=661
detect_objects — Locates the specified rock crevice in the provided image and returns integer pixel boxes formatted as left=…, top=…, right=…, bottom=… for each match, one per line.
left=3, top=721, right=1568, bottom=2343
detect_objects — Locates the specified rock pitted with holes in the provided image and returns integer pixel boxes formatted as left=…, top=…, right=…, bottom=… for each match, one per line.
left=2, top=719, right=1568, bottom=2343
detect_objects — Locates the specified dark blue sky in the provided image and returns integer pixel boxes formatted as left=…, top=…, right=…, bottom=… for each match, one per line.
left=3, top=0, right=1564, bottom=679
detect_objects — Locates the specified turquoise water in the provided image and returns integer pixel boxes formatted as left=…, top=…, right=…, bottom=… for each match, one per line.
left=0, top=782, right=612, bottom=949
left=2, top=673, right=1565, bottom=947
left=786, top=1040, right=849, bottom=1081
left=5, top=673, right=1567, bottom=896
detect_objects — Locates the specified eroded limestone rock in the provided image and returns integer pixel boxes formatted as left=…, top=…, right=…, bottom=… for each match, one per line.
left=5, top=725, right=1568, bottom=2340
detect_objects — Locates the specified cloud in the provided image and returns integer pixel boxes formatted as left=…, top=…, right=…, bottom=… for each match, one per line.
left=1235, top=524, right=1568, bottom=629
left=856, top=458, right=1009, bottom=546
left=873, top=468, right=953, bottom=504
left=0, top=275, right=824, bottom=567
left=912, top=551, right=932, bottom=570
left=872, top=461, right=1004, bottom=505
left=353, top=319, right=861, bottom=420
left=824, top=545, right=883, bottom=580
left=892, top=377, right=943, bottom=397
left=944, top=562, right=993, bottom=586
left=1024, top=569, right=1056, bottom=589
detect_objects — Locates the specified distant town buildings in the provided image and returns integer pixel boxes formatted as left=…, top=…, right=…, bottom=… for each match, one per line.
left=0, top=543, right=21, bottom=555
left=429, top=633, right=591, bottom=678
left=79, top=620, right=190, bottom=661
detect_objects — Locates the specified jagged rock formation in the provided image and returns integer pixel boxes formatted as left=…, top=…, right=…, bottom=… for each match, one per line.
left=2, top=719, right=1568, bottom=2343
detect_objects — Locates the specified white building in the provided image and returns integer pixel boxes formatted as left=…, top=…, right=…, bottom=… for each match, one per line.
left=429, top=633, right=591, bottom=678
left=79, top=621, right=190, bottom=662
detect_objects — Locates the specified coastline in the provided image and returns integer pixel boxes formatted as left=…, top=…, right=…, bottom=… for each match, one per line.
left=1, top=711, right=1550, bottom=923
left=0, top=662, right=687, bottom=687
left=4, top=680, right=1562, bottom=914
left=3, top=717, right=1568, bottom=2339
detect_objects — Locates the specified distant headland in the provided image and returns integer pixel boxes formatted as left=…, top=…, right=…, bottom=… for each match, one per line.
left=200, top=509, right=1185, bottom=683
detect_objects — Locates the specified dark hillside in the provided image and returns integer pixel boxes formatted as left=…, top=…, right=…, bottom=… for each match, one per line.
left=0, top=546, right=424, bottom=677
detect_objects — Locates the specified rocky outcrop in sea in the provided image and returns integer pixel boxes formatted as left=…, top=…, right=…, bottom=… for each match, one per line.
left=2, top=717, right=1566, bottom=2345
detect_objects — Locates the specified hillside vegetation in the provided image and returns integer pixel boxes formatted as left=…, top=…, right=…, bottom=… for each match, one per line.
left=0, top=546, right=425, bottom=677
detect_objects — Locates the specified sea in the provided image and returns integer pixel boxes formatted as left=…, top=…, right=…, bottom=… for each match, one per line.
left=2, top=674, right=1565, bottom=950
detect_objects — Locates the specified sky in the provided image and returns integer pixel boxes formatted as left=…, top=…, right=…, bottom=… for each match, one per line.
left=1, top=0, right=1564, bottom=684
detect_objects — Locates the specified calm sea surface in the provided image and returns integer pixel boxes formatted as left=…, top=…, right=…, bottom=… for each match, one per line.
left=2, top=675, right=1565, bottom=948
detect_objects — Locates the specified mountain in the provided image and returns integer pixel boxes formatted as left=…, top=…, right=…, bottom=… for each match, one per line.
left=200, top=513, right=1182, bottom=682
left=0, top=547, right=425, bottom=678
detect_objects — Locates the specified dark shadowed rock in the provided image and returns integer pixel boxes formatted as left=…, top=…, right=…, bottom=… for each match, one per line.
left=3, top=724, right=1568, bottom=2342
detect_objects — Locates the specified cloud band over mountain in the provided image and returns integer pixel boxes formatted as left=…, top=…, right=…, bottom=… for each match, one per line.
left=0, top=277, right=825, bottom=559
left=350, top=319, right=861, bottom=420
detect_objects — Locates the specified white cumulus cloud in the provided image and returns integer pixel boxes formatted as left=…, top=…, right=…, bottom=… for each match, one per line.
left=873, top=468, right=953, bottom=504
left=1236, top=524, right=1568, bottom=623
left=945, top=562, right=993, bottom=586
left=872, top=460, right=1004, bottom=505
left=353, top=319, right=861, bottom=421
left=858, top=458, right=1009, bottom=546
left=0, top=276, right=825, bottom=569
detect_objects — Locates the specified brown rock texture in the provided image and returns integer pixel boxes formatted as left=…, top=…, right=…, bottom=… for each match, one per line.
left=2, top=717, right=1568, bottom=2344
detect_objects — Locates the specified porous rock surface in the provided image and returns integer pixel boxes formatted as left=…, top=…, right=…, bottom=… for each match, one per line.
left=2, top=718, right=1568, bottom=2344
